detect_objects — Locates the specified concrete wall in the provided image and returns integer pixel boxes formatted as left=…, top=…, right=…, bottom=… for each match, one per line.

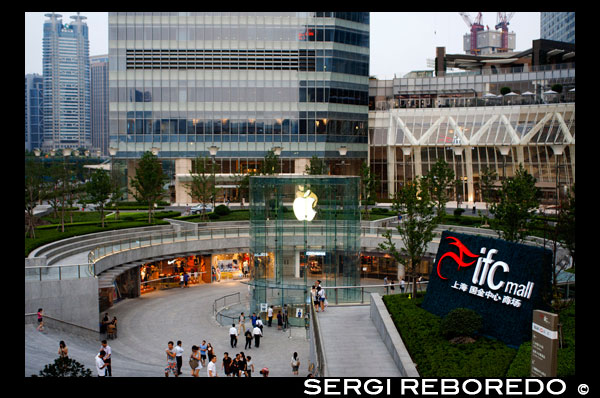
left=369, top=292, right=420, bottom=377
left=25, top=276, right=99, bottom=331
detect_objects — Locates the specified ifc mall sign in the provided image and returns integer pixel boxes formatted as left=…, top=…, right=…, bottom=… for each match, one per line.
left=422, top=231, right=553, bottom=346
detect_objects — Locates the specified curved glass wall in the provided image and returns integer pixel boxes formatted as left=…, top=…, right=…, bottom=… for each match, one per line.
left=248, top=175, right=360, bottom=320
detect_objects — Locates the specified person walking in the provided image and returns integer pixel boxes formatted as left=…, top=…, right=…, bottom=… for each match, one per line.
left=239, top=352, right=249, bottom=377
left=207, top=356, right=218, bottom=377
left=36, top=308, right=44, bottom=332
left=96, top=350, right=107, bottom=377
left=267, top=305, right=274, bottom=327
left=244, top=328, right=253, bottom=350
left=165, top=341, right=178, bottom=377
left=277, top=311, right=283, bottom=330
left=100, top=340, right=112, bottom=377
left=189, top=345, right=201, bottom=377
left=207, top=343, right=215, bottom=362
left=175, top=340, right=184, bottom=375
left=222, top=352, right=233, bottom=377
left=256, top=317, right=264, bottom=336
left=317, top=286, right=326, bottom=312
left=400, top=278, right=406, bottom=294
left=199, top=340, right=208, bottom=367
left=291, top=352, right=300, bottom=376
left=311, top=285, right=319, bottom=311
left=253, top=323, right=263, bottom=348
left=58, top=341, right=69, bottom=359
left=229, top=323, right=238, bottom=348
left=183, top=272, right=189, bottom=288
left=283, top=305, right=289, bottom=330
left=246, top=356, right=254, bottom=377
left=251, top=312, right=258, bottom=328
left=238, top=312, right=246, bottom=335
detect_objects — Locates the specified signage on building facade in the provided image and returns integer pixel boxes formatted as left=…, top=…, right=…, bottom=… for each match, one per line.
left=422, top=231, right=553, bottom=346
left=531, top=309, right=559, bottom=377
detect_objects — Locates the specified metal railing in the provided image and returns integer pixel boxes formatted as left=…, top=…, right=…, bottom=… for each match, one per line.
left=24, top=263, right=95, bottom=281
left=320, top=281, right=429, bottom=305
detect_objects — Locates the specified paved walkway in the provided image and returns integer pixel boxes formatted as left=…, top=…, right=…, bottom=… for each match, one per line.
left=26, top=280, right=309, bottom=377
left=317, top=305, right=402, bottom=377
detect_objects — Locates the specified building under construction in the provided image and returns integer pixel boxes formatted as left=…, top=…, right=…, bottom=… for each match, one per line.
left=460, top=12, right=516, bottom=55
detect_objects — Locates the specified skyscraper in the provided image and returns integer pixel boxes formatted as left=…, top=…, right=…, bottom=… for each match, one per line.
left=91, top=55, right=109, bottom=156
left=541, top=12, right=575, bottom=44
left=42, top=12, right=91, bottom=151
left=25, top=73, right=44, bottom=152
left=108, top=12, right=369, bottom=204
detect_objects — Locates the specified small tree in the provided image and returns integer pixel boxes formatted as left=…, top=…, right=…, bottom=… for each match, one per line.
left=185, top=156, right=216, bottom=221
left=86, top=169, right=112, bottom=228
left=490, top=164, right=540, bottom=243
left=33, top=357, right=92, bottom=377
left=422, top=158, right=455, bottom=220
left=305, top=155, right=327, bottom=175
left=379, top=177, right=437, bottom=297
left=261, top=149, right=281, bottom=175
left=129, top=151, right=167, bottom=223
left=360, top=161, right=379, bottom=220
left=500, top=86, right=512, bottom=96
left=478, top=165, right=498, bottom=211
left=25, top=159, right=44, bottom=239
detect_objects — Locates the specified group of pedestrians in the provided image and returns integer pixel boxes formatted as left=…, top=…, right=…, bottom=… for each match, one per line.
left=95, top=340, right=113, bottom=377
left=311, top=280, right=327, bottom=312
left=230, top=311, right=265, bottom=349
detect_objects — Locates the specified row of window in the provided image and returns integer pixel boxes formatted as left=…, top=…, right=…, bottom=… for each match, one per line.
left=113, top=134, right=368, bottom=144
left=120, top=118, right=367, bottom=136
left=110, top=25, right=368, bottom=48
left=111, top=86, right=368, bottom=106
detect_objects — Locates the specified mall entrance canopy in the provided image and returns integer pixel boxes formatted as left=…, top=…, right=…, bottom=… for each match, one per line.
left=248, top=175, right=361, bottom=317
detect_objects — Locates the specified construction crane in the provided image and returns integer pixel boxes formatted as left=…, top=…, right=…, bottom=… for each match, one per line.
left=495, top=12, right=515, bottom=52
left=459, top=12, right=484, bottom=55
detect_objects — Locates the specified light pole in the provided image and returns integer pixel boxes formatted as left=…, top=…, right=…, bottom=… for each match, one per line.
left=61, top=148, right=73, bottom=233
left=338, top=145, right=347, bottom=175
left=208, top=145, right=219, bottom=209
left=109, top=146, right=119, bottom=218
left=497, top=146, right=511, bottom=180
left=452, top=146, right=464, bottom=206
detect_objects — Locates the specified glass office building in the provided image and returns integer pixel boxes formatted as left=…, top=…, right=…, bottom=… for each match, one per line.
left=108, top=12, right=369, bottom=203
left=25, top=74, right=44, bottom=152
left=42, top=13, right=91, bottom=151
left=541, top=12, right=575, bottom=44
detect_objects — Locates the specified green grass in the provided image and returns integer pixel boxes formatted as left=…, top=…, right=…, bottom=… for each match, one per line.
left=382, top=294, right=575, bottom=377
left=26, top=210, right=180, bottom=257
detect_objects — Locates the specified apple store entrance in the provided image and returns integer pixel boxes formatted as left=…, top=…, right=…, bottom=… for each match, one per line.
left=248, top=176, right=361, bottom=316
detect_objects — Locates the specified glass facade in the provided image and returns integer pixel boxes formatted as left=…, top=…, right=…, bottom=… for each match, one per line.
left=541, top=12, right=575, bottom=44
left=108, top=12, right=369, bottom=168
left=25, top=74, right=44, bottom=152
left=248, top=176, right=360, bottom=316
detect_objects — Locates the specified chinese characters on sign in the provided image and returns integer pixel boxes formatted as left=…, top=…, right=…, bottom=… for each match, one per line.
left=450, top=280, right=523, bottom=308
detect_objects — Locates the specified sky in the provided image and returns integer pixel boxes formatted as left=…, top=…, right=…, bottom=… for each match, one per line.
left=25, top=12, right=541, bottom=78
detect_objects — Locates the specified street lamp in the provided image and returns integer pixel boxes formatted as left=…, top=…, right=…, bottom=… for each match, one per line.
left=33, top=148, right=41, bottom=157
left=452, top=146, right=464, bottom=206
left=208, top=146, right=219, bottom=208
left=497, top=146, right=511, bottom=180
left=150, top=147, right=160, bottom=156
left=60, top=148, right=73, bottom=233
left=551, top=144, right=566, bottom=204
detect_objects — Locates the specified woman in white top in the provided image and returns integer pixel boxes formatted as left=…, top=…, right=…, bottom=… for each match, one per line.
left=291, top=352, right=300, bottom=375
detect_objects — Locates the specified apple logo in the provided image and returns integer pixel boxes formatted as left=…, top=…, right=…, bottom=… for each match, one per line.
left=293, top=188, right=318, bottom=221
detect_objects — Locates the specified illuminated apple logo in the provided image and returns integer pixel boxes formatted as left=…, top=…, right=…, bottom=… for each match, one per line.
left=293, top=188, right=318, bottom=221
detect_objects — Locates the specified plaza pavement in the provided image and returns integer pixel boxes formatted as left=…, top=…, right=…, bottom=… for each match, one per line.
left=26, top=280, right=310, bottom=377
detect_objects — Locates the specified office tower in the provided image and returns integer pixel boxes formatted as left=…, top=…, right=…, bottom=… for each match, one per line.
left=541, top=12, right=575, bottom=43
left=91, top=55, right=109, bottom=156
left=108, top=12, right=369, bottom=203
left=42, top=12, right=91, bottom=151
left=25, top=74, right=44, bottom=152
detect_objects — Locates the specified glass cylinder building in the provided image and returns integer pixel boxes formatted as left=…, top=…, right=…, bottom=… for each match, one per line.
left=249, top=175, right=360, bottom=322
left=107, top=12, right=369, bottom=203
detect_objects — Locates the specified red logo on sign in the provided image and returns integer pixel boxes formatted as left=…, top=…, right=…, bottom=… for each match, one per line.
left=436, top=236, right=480, bottom=280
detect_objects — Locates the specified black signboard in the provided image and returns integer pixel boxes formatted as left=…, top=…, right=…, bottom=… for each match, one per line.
left=421, top=231, right=553, bottom=346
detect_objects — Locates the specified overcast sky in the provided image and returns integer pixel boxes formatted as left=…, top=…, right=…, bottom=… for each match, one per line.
left=25, top=12, right=541, bottom=78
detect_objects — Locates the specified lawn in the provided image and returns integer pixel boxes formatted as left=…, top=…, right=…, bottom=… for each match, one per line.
left=382, top=293, right=575, bottom=377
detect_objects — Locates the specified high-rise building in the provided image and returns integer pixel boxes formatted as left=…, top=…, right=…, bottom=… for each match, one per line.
left=42, top=12, right=91, bottom=151
left=541, top=12, right=575, bottom=44
left=91, top=55, right=109, bottom=156
left=108, top=12, right=369, bottom=204
left=25, top=74, right=44, bottom=152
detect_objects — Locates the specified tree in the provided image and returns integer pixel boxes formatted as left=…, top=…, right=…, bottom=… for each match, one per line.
left=422, top=158, right=455, bottom=220
left=360, top=161, right=379, bottom=220
left=379, top=177, right=437, bottom=297
left=478, top=166, right=498, bottom=211
left=86, top=169, right=112, bottom=228
left=557, top=184, right=575, bottom=268
left=128, top=151, right=167, bottom=223
left=260, top=149, right=281, bottom=175
left=500, top=86, right=512, bottom=96
left=33, top=357, right=92, bottom=377
left=25, top=159, right=44, bottom=239
left=232, top=164, right=256, bottom=207
left=185, top=156, right=216, bottom=221
left=489, top=164, right=540, bottom=243
left=305, top=155, right=327, bottom=175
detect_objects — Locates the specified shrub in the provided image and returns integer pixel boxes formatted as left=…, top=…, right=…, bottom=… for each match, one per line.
left=453, top=208, right=465, bottom=217
left=32, top=357, right=92, bottom=377
left=215, top=204, right=231, bottom=216
left=208, top=212, right=220, bottom=220
left=440, top=308, right=483, bottom=340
